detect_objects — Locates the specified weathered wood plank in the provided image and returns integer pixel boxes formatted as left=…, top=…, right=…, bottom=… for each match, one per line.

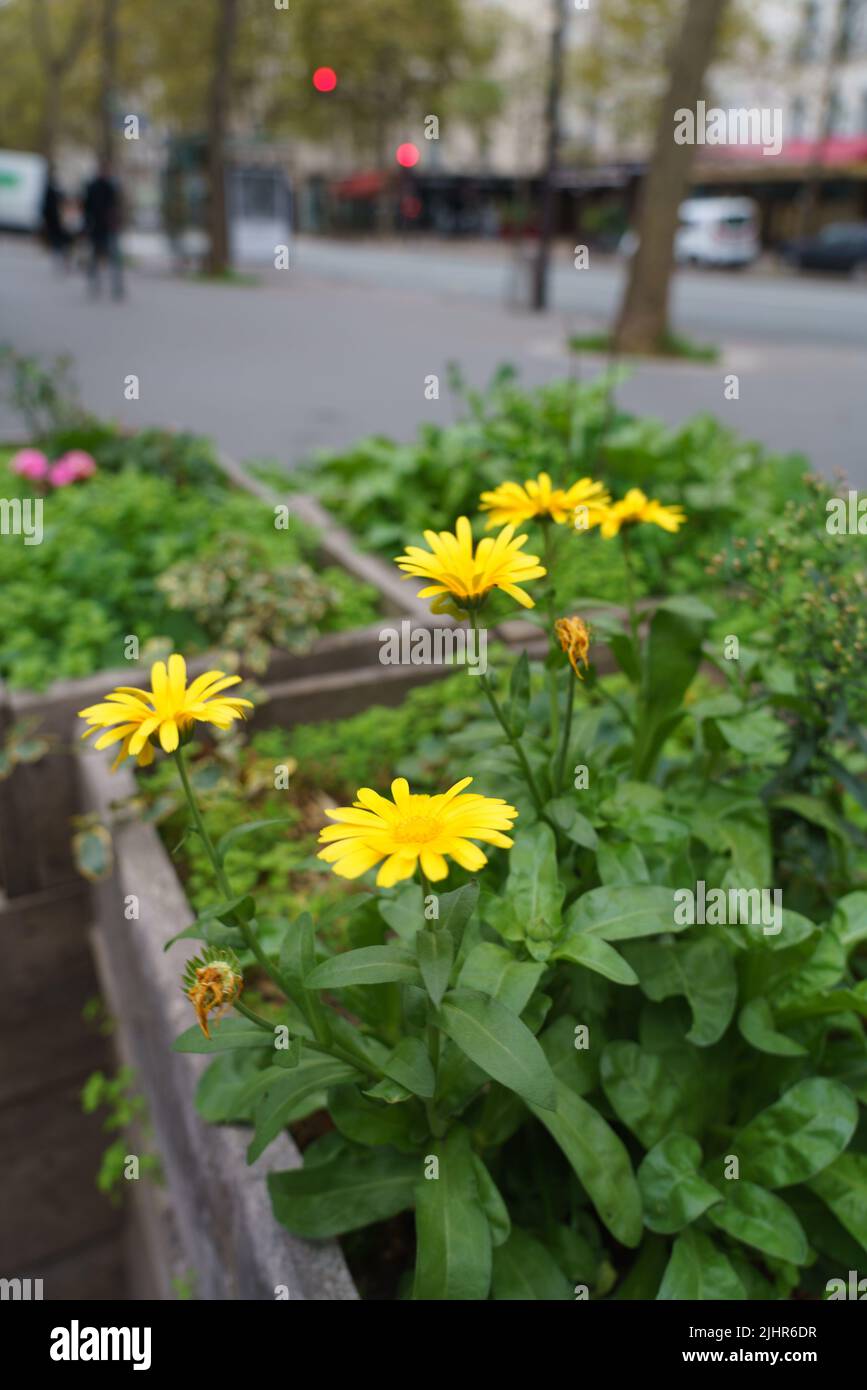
left=81, top=750, right=359, bottom=1301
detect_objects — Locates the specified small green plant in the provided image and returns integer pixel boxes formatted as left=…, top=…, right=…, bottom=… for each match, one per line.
left=80, top=1066, right=162, bottom=1202
left=0, top=345, right=86, bottom=442
left=0, top=715, right=54, bottom=780
left=0, top=462, right=378, bottom=690
left=568, top=331, right=720, bottom=363
left=157, top=534, right=346, bottom=674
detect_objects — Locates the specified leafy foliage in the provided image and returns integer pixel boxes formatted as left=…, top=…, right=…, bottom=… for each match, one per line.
left=0, top=455, right=377, bottom=689
left=283, top=369, right=826, bottom=611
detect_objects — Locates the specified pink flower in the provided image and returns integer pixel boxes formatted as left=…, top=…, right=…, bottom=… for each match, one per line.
left=57, top=450, right=97, bottom=481
left=11, top=448, right=49, bottom=481
left=49, top=459, right=78, bottom=487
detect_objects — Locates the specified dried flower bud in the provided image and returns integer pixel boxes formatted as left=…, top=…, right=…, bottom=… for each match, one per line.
left=554, top=616, right=591, bottom=680
left=183, top=946, right=243, bottom=1038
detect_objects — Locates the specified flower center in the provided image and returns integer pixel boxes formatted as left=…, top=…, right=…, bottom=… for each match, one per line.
left=393, top=812, right=441, bottom=845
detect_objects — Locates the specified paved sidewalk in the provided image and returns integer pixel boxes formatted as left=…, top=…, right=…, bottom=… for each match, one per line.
left=1, top=236, right=863, bottom=483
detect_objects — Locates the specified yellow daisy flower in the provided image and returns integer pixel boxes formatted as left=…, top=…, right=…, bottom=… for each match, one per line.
left=317, top=776, right=518, bottom=887
left=554, top=616, right=591, bottom=679
left=78, top=654, right=253, bottom=769
left=480, top=472, right=610, bottom=529
left=599, top=488, right=686, bottom=539
left=395, top=516, right=545, bottom=613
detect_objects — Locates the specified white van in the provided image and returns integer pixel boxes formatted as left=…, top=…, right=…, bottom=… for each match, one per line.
left=620, top=197, right=761, bottom=269
left=0, top=150, right=47, bottom=232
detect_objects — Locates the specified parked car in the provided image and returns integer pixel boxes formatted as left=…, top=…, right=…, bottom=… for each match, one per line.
left=619, top=197, right=760, bottom=269
left=779, top=222, right=867, bottom=279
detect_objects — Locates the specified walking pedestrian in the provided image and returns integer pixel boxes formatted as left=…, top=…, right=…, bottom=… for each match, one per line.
left=41, top=167, right=71, bottom=270
left=83, top=160, right=125, bottom=300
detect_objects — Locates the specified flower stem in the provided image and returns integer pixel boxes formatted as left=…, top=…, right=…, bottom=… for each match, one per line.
left=234, top=997, right=276, bottom=1032
left=469, top=613, right=552, bottom=825
left=173, top=748, right=231, bottom=897
left=555, top=673, right=575, bottom=793
left=542, top=523, right=560, bottom=746
left=172, top=749, right=290, bottom=995
left=620, top=528, right=640, bottom=651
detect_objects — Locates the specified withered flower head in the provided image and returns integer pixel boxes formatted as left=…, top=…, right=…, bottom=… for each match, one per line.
left=182, top=946, right=243, bottom=1038
left=555, top=616, right=591, bottom=680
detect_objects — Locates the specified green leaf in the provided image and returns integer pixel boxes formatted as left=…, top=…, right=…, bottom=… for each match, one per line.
left=438, top=989, right=557, bottom=1111
left=164, top=915, right=246, bottom=951
left=247, top=1055, right=359, bottom=1162
left=623, top=937, right=737, bottom=1046
left=638, top=1134, right=723, bottom=1235
left=413, top=1128, right=492, bottom=1300
left=809, top=1153, right=867, bottom=1254
left=530, top=1080, right=642, bottom=1248
left=278, top=912, right=316, bottom=995
left=707, top=1182, right=808, bottom=1265
left=722, top=1078, right=858, bottom=1189
left=830, top=892, right=867, bottom=951
left=634, top=600, right=711, bottom=776
left=471, top=1153, right=511, bottom=1247
left=507, top=650, right=530, bottom=736
left=317, top=891, right=374, bottom=929
left=552, top=932, right=638, bottom=986
left=658, top=1230, right=745, bottom=1301
left=434, top=880, right=479, bottom=951
left=305, top=943, right=421, bottom=989
left=491, top=1228, right=573, bottom=1300
left=547, top=796, right=599, bottom=850
left=378, top=884, right=424, bottom=942
left=611, top=1236, right=668, bottom=1300
left=363, top=1076, right=414, bottom=1104
left=268, top=1146, right=419, bottom=1238
left=195, top=1053, right=279, bottom=1123
left=564, top=885, right=679, bottom=942
left=216, top=817, right=289, bottom=862
left=717, top=708, right=786, bottom=760
left=382, top=1037, right=436, bottom=1099
left=772, top=793, right=851, bottom=845
left=537, top=1015, right=597, bottom=1097
left=457, top=941, right=545, bottom=1013
left=72, top=825, right=113, bottom=882
left=485, top=822, right=564, bottom=950
left=738, top=999, right=807, bottom=1057
left=416, top=925, right=454, bottom=1008
left=328, top=1084, right=420, bottom=1151
left=601, top=1041, right=710, bottom=1148
left=172, top=1018, right=273, bottom=1053
left=596, top=840, right=649, bottom=886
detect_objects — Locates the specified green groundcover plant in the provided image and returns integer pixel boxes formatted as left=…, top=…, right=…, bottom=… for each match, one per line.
left=267, top=367, right=825, bottom=611
left=0, top=449, right=377, bottom=690
left=79, top=460, right=867, bottom=1301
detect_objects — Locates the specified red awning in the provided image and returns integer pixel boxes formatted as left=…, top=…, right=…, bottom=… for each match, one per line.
left=706, top=136, right=867, bottom=167
left=332, top=171, right=387, bottom=200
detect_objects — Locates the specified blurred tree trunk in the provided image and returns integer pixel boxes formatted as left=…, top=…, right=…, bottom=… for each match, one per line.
left=206, top=0, right=240, bottom=276
left=614, top=0, right=729, bottom=354
left=532, top=0, right=568, bottom=312
left=97, top=0, right=119, bottom=165
left=797, top=0, right=848, bottom=238
left=30, top=0, right=93, bottom=161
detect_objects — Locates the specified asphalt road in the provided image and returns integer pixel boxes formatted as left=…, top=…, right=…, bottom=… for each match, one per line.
left=296, top=236, right=867, bottom=352
left=1, top=234, right=864, bottom=484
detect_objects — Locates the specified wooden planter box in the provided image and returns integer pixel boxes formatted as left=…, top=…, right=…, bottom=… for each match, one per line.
left=80, top=749, right=359, bottom=1301
left=0, top=456, right=443, bottom=899
left=76, top=659, right=471, bottom=1300
left=59, top=592, right=665, bottom=1300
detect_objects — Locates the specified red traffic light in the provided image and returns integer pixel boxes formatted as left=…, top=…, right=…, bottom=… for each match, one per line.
left=396, top=142, right=420, bottom=168
left=313, top=67, right=338, bottom=92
